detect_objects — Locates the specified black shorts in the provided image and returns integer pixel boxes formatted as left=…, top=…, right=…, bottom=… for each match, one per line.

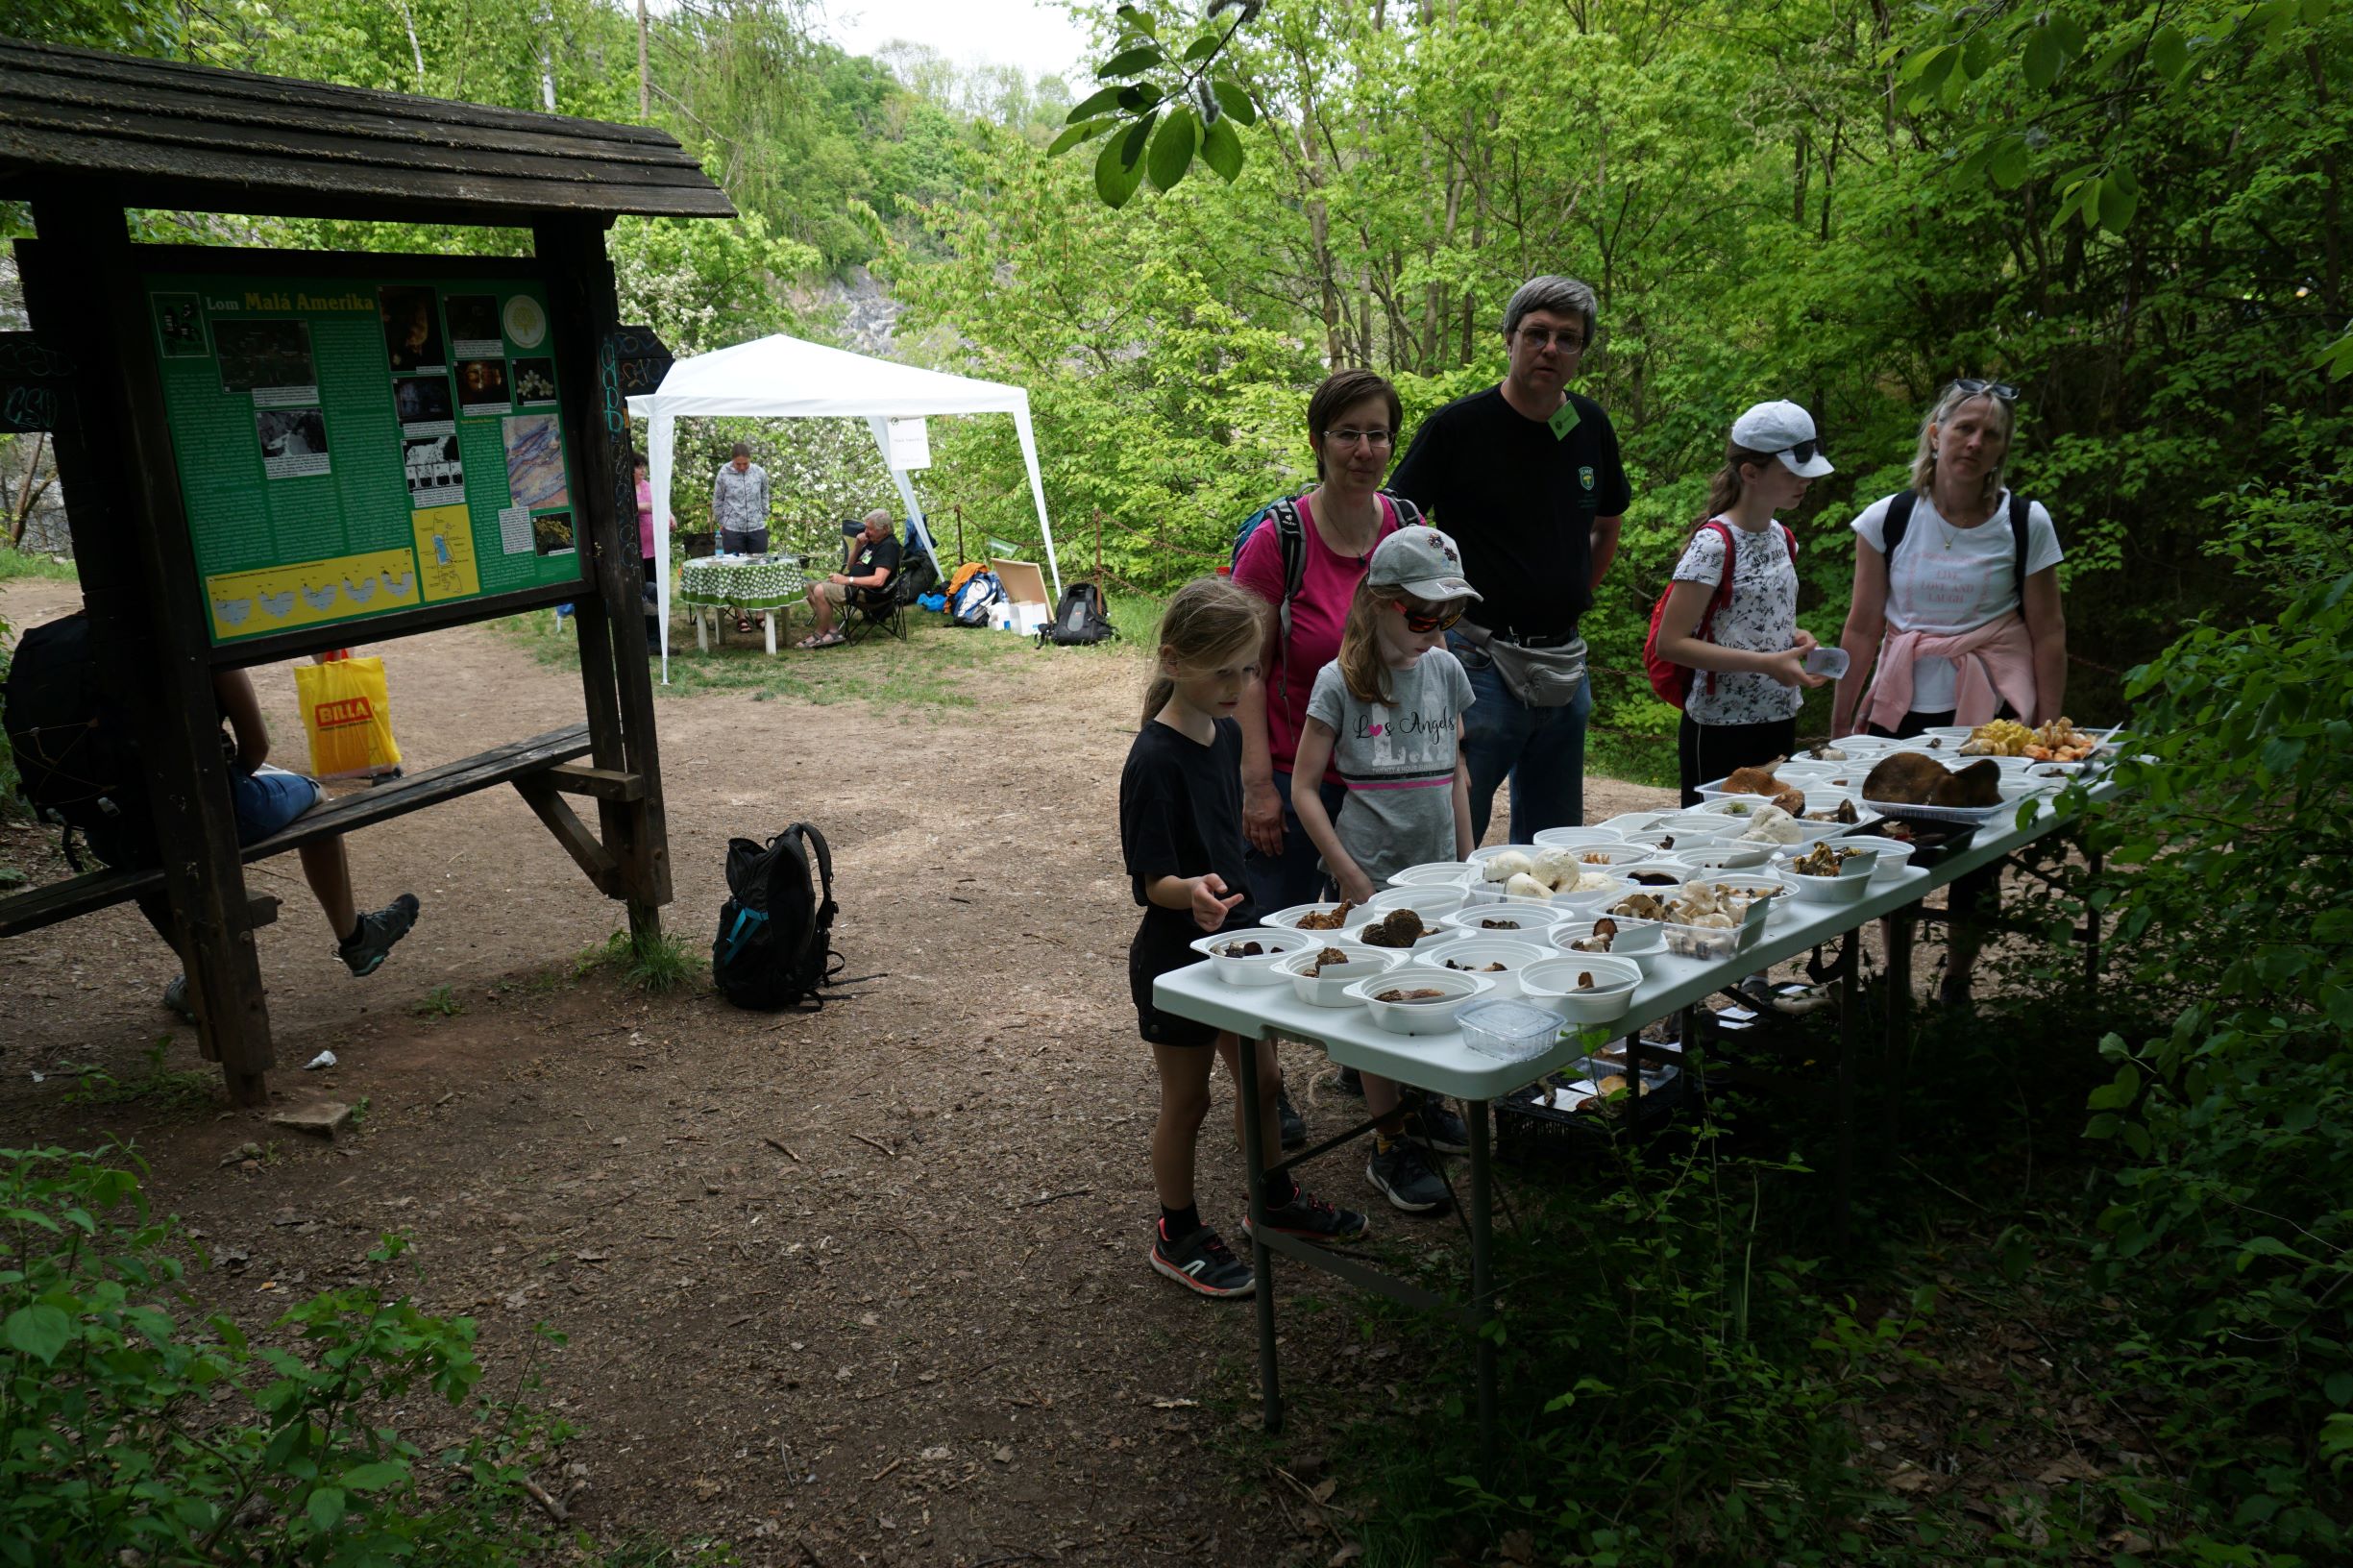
left=1128, top=914, right=1242, bottom=1048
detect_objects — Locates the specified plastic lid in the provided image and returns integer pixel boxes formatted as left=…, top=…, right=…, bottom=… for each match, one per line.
left=1457, top=998, right=1561, bottom=1040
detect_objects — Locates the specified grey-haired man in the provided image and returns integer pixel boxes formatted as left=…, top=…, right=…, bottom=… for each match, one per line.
left=1388, top=275, right=1632, bottom=843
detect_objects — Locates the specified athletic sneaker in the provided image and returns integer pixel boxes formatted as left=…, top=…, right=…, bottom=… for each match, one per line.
left=162, top=974, right=195, bottom=1022
left=1247, top=1189, right=1369, bottom=1243
left=1401, top=1095, right=1469, bottom=1155
left=1366, top=1139, right=1449, bottom=1214
left=1333, top=1065, right=1364, bottom=1097
left=1149, top=1220, right=1254, bottom=1298
left=1277, top=1085, right=1307, bottom=1150
left=338, top=894, right=421, bottom=976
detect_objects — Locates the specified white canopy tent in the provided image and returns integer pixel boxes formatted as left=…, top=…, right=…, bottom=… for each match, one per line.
left=625, top=332, right=1061, bottom=681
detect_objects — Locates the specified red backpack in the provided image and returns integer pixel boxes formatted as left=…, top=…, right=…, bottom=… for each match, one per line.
left=1641, top=519, right=1797, bottom=710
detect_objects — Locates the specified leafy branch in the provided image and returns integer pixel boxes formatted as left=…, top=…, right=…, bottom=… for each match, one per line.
left=1050, top=1, right=1263, bottom=207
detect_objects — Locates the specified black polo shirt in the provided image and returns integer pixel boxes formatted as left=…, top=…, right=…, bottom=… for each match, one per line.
left=1387, top=385, right=1632, bottom=641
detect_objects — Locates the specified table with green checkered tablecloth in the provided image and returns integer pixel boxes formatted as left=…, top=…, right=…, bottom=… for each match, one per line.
left=677, top=554, right=808, bottom=653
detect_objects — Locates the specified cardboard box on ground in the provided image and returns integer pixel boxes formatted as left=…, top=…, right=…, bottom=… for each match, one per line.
left=990, top=558, right=1049, bottom=635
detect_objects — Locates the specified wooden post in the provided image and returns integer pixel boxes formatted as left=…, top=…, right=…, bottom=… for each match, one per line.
left=535, top=218, right=672, bottom=945
left=20, top=200, right=274, bottom=1103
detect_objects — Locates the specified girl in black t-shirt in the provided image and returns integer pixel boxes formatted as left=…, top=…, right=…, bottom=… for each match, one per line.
left=1120, top=577, right=1369, bottom=1298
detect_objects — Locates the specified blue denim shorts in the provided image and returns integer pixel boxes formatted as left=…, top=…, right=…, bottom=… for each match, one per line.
left=231, top=766, right=324, bottom=844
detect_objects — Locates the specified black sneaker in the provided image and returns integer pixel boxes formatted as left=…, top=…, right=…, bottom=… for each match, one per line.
left=1401, top=1095, right=1469, bottom=1155
left=339, top=894, right=421, bottom=977
left=1247, top=1188, right=1369, bottom=1243
left=1365, top=1139, right=1449, bottom=1214
left=1277, top=1085, right=1307, bottom=1150
left=1333, top=1065, right=1364, bottom=1097
left=1149, top=1220, right=1254, bottom=1298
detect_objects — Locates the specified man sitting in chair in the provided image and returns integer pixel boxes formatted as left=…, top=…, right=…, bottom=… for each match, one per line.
left=798, top=509, right=901, bottom=649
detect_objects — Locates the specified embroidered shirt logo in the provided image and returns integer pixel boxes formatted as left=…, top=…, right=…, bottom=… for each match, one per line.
left=1579, top=466, right=1595, bottom=490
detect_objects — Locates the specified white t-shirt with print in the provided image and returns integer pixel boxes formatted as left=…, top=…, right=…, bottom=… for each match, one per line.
left=1671, top=519, right=1802, bottom=726
left=1851, top=489, right=2062, bottom=715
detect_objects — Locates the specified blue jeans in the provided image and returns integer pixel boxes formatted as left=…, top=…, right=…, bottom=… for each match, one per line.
left=1449, top=630, right=1592, bottom=845
left=1241, top=770, right=1346, bottom=913
left=231, top=766, right=324, bottom=844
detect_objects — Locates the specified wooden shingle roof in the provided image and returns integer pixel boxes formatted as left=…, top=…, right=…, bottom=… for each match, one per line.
left=0, top=37, right=735, bottom=224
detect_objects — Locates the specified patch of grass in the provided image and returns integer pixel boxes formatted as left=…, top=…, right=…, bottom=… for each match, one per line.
left=56, top=1040, right=217, bottom=1115
left=0, top=546, right=77, bottom=582
left=412, top=984, right=464, bottom=1018
left=1585, top=723, right=1679, bottom=792
left=492, top=608, right=1042, bottom=714
left=578, top=926, right=703, bottom=994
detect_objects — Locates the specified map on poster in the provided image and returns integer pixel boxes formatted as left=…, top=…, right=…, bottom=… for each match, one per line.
left=144, top=267, right=586, bottom=645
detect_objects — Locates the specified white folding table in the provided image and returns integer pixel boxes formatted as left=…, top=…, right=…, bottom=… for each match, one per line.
left=1153, top=781, right=2115, bottom=1461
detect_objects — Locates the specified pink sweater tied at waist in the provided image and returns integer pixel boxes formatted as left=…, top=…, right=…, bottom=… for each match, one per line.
left=1867, top=611, right=2038, bottom=732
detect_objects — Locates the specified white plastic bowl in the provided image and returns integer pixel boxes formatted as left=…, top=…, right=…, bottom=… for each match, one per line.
left=1530, top=827, right=1627, bottom=851
left=1921, top=725, right=1974, bottom=745
left=1409, top=936, right=1553, bottom=998
left=1467, top=843, right=1545, bottom=870
left=1188, top=926, right=1317, bottom=986
left=1386, top=861, right=1474, bottom=889
left=1342, top=968, right=1494, bottom=1035
left=1775, top=845, right=1882, bottom=905
left=1550, top=843, right=1652, bottom=870
left=1263, top=900, right=1371, bottom=934
left=1547, top=874, right=1633, bottom=915
left=1351, top=897, right=1466, bottom=951
left=1551, top=918, right=1665, bottom=973
left=1273, top=940, right=1400, bottom=1007
left=1830, top=734, right=1902, bottom=758
left=1438, top=904, right=1572, bottom=939
left=1363, top=886, right=1469, bottom=925
left=1653, top=813, right=1746, bottom=843
left=1769, top=759, right=1842, bottom=785
left=1861, top=837, right=1919, bottom=881
left=1519, top=954, right=1644, bottom=1023
left=1594, top=812, right=1668, bottom=836
left=1666, top=841, right=1777, bottom=873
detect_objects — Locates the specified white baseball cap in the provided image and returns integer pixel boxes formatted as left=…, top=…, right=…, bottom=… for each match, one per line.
left=1730, top=400, right=1834, bottom=478
left=1367, top=525, right=1482, bottom=604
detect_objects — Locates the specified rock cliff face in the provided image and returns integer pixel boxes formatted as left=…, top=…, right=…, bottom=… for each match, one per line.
left=828, top=266, right=901, bottom=355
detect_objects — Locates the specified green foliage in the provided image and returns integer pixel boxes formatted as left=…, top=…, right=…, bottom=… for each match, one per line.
left=412, top=985, right=465, bottom=1018
left=1057, top=2, right=1261, bottom=203
left=2069, top=514, right=2353, bottom=1556
left=0, top=1146, right=576, bottom=1566
left=579, top=927, right=702, bottom=995
left=1343, top=1135, right=1924, bottom=1565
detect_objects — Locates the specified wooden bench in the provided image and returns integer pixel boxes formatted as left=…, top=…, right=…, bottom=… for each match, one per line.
left=0, top=723, right=612, bottom=939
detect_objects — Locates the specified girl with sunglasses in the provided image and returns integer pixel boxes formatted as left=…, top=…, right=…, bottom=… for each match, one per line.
left=1653, top=401, right=1834, bottom=805
left=1287, top=527, right=1480, bottom=1214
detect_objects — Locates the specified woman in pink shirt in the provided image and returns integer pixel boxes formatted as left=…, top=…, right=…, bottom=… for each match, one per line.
left=1234, top=370, right=1448, bottom=1151
left=633, top=452, right=657, bottom=586
left=1234, top=369, right=1418, bottom=911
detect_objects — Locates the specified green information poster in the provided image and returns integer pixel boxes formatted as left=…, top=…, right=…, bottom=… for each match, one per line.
left=144, top=268, right=585, bottom=646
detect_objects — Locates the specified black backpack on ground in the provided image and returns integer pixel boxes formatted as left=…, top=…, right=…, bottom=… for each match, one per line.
left=1038, top=581, right=1115, bottom=647
left=712, top=823, right=844, bottom=1011
left=0, top=612, right=154, bottom=870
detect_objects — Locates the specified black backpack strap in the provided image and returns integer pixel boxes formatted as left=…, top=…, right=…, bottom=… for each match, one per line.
left=1384, top=492, right=1423, bottom=529
left=1880, top=490, right=1918, bottom=561
left=1272, top=497, right=1307, bottom=638
left=792, top=821, right=837, bottom=926
left=2007, top=492, right=2031, bottom=599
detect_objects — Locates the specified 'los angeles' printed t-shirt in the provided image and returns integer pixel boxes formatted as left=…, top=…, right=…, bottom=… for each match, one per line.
left=1303, top=649, right=1474, bottom=887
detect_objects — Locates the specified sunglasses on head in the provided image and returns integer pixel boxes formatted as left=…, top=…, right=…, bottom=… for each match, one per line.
left=1388, top=599, right=1466, bottom=634
left=1949, top=378, right=2020, bottom=402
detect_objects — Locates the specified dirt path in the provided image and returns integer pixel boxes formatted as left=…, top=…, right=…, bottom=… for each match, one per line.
left=0, top=581, right=1674, bottom=1565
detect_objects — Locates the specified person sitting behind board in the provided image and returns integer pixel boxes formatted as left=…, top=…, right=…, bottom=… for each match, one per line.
left=798, top=509, right=900, bottom=649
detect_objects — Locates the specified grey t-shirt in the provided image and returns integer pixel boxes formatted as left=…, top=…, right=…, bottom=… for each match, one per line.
left=1304, top=649, right=1474, bottom=887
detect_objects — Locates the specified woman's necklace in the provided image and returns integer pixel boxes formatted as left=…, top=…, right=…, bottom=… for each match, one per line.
left=1932, top=489, right=1992, bottom=549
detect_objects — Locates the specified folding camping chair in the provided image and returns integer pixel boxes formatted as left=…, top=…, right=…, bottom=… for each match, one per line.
left=842, top=517, right=941, bottom=646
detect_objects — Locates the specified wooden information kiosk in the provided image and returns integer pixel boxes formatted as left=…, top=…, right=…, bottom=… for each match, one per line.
left=0, top=37, right=731, bottom=1101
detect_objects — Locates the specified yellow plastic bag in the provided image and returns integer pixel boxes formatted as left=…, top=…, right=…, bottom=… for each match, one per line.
left=293, top=655, right=402, bottom=780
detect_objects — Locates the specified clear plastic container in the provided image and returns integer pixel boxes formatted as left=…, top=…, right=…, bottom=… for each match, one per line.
left=1456, top=998, right=1566, bottom=1064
